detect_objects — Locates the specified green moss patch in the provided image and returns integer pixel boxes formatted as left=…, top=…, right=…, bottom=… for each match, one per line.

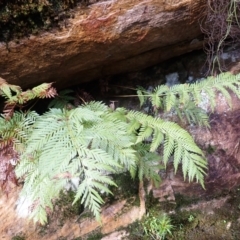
left=0, top=0, right=90, bottom=42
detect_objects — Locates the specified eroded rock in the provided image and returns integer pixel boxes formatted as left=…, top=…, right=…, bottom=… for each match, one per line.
left=0, top=0, right=205, bottom=89
left=154, top=99, right=240, bottom=201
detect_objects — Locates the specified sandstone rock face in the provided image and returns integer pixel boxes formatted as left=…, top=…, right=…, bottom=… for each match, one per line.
left=154, top=94, right=240, bottom=202
left=0, top=0, right=204, bottom=89
left=0, top=192, right=144, bottom=240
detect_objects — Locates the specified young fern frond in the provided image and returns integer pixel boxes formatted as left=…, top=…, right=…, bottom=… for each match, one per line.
left=0, top=76, right=57, bottom=119
left=126, top=111, right=207, bottom=187
left=0, top=77, right=21, bottom=100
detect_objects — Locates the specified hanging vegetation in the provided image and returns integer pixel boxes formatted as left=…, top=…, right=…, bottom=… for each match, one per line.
left=201, top=0, right=240, bottom=74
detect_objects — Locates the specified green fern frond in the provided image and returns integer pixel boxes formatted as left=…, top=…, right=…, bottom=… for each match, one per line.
left=136, top=125, right=153, bottom=144
left=136, top=87, right=148, bottom=107
left=150, top=129, right=164, bottom=152
left=0, top=77, right=21, bottom=100
left=165, top=91, right=177, bottom=112
left=82, top=101, right=109, bottom=113
left=16, top=103, right=137, bottom=224
left=177, top=102, right=210, bottom=127
left=0, top=111, right=38, bottom=153
left=163, top=136, right=175, bottom=166
left=48, top=89, right=75, bottom=108
left=147, top=73, right=240, bottom=124
left=126, top=111, right=207, bottom=186
left=134, top=143, right=163, bottom=187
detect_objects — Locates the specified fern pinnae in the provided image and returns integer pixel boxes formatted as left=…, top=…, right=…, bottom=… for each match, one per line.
left=173, top=142, right=183, bottom=174
left=181, top=150, right=190, bottom=181
left=165, top=91, right=176, bottom=111
left=180, top=86, right=190, bottom=105
left=154, top=85, right=169, bottom=97
left=215, top=85, right=233, bottom=108
left=127, top=111, right=206, bottom=183
left=188, top=107, right=197, bottom=123
left=83, top=101, right=108, bottom=115
left=71, top=107, right=100, bottom=123
left=136, top=125, right=153, bottom=144
left=225, top=82, right=240, bottom=99
left=151, top=91, right=162, bottom=109
left=163, top=135, right=175, bottom=166
left=204, top=87, right=216, bottom=111
left=189, top=154, right=208, bottom=170
left=191, top=84, right=202, bottom=105
left=127, top=119, right=141, bottom=134
left=136, top=88, right=146, bottom=107
left=74, top=179, right=104, bottom=220
left=150, top=129, right=164, bottom=152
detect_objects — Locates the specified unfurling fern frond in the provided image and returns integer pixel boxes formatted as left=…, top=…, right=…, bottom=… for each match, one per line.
left=126, top=111, right=207, bottom=187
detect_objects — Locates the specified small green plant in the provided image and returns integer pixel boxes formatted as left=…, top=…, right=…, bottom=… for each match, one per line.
left=142, top=213, right=173, bottom=239
left=201, top=0, right=240, bottom=74
left=188, top=214, right=195, bottom=223
left=11, top=235, right=25, bottom=240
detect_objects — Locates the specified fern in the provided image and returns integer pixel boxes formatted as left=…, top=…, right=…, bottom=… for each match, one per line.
left=0, top=111, right=38, bottom=192
left=137, top=72, right=240, bottom=126
left=133, top=143, right=163, bottom=187
left=48, top=89, right=75, bottom=109
left=126, top=111, right=207, bottom=186
left=175, top=102, right=210, bottom=127
left=0, top=77, right=21, bottom=100
left=15, top=102, right=136, bottom=224
left=0, top=77, right=57, bottom=119
left=7, top=72, right=240, bottom=225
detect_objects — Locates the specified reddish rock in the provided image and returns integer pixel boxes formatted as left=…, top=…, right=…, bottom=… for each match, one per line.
left=0, top=0, right=205, bottom=89
left=154, top=98, right=240, bottom=201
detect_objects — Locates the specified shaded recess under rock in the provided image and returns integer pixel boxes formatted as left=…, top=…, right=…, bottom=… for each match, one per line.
left=0, top=0, right=205, bottom=89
